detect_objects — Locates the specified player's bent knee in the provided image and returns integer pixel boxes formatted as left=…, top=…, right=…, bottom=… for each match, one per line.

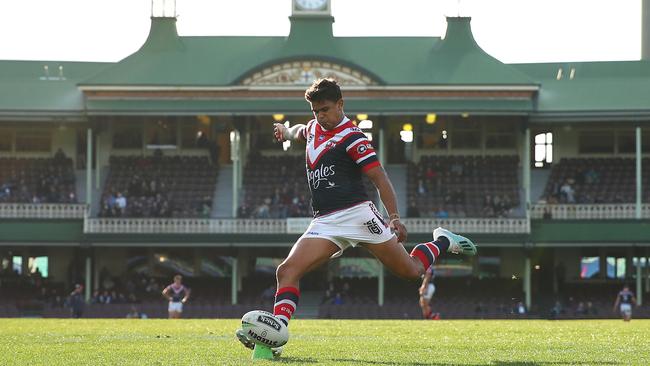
left=276, top=261, right=301, bottom=284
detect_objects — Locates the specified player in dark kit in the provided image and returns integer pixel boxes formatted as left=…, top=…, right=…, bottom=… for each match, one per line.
left=236, top=78, right=477, bottom=356
left=612, top=284, right=636, bottom=322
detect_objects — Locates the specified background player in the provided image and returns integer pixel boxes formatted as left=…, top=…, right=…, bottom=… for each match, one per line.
left=162, top=274, right=190, bottom=319
left=419, top=266, right=440, bottom=320
left=612, top=284, right=636, bottom=322
left=236, top=78, right=477, bottom=355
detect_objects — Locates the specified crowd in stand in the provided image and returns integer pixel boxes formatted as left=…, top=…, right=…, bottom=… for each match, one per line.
left=99, top=173, right=172, bottom=218
left=542, top=167, right=612, bottom=204
left=0, top=149, right=77, bottom=204
left=238, top=185, right=311, bottom=219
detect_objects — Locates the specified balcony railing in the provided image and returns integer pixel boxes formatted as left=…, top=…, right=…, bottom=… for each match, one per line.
left=531, top=204, right=650, bottom=220
left=84, top=217, right=530, bottom=234
left=0, top=203, right=87, bottom=219
left=83, top=218, right=286, bottom=234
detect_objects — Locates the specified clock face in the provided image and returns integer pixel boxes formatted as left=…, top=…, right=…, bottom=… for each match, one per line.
left=295, top=0, right=328, bottom=11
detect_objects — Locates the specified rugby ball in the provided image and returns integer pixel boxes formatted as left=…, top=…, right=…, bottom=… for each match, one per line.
left=241, top=310, right=289, bottom=347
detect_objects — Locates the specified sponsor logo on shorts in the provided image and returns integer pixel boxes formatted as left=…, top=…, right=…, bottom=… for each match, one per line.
left=364, top=218, right=383, bottom=235
left=247, top=329, right=279, bottom=346
left=258, top=315, right=282, bottom=331
left=307, top=231, right=320, bottom=235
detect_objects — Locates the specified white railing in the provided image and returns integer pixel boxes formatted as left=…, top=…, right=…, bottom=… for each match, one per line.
left=531, top=204, right=650, bottom=220
left=84, top=217, right=530, bottom=234
left=0, top=203, right=87, bottom=219
left=402, top=218, right=530, bottom=234
left=83, top=218, right=286, bottom=234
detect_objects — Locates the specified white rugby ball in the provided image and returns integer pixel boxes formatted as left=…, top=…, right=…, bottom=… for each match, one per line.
left=241, top=310, right=289, bottom=347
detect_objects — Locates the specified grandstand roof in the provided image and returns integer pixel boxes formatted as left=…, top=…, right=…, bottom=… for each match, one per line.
left=0, top=14, right=648, bottom=120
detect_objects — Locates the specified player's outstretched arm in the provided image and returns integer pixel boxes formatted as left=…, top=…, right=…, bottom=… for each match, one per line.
left=274, top=123, right=306, bottom=143
left=365, top=165, right=407, bottom=243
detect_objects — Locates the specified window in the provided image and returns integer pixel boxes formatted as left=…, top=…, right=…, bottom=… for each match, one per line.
left=486, top=123, right=516, bottom=149
left=534, top=132, right=553, bottom=168
left=145, top=119, right=177, bottom=147
left=580, top=257, right=599, bottom=279
left=452, top=120, right=480, bottom=149
left=477, top=256, right=500, bottom=278
left=15, top=130, right=51, bottom=152
left=12, top=256, right=22, bottom=275
left=28, top=256, right=48, bottom=278
left=579, top=131, right=614, bottom=153
left=181, top=119, right=212, bottom=148
left=0, top=130, right=12, bottom=151
left=113, top=124, right=143, bottom=149
left=606, top=257, right=626, bottom=279
left=617, top=130, right=650, bottom=154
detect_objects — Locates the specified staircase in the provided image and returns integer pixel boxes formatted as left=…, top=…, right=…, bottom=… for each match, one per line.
left=384, top=164, right=407, bottom=216
left=212, top=165, right=233, bottom=218
left=292, top=290, right=322, bottom=319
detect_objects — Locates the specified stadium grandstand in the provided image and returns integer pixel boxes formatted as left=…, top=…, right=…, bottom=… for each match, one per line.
left=1, top=0, right=650, bottom=321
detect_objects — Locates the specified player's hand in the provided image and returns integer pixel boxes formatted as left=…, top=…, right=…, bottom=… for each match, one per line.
left=390, top=218, right=407, bottom=243
left=273, top=123, right=287, bottom=142
left=418, top=286, right=425, bottom=296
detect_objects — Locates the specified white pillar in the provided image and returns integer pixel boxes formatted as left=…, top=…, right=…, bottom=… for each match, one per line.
left=85, top=255, right=92, bottom=302
left=523, top=128, right=531, bottom=222
left=524, top=256, right=531, bottom=309
left=95, top=133, right=100, bottom=190
left=636, top=127, right=642, bottom=219
left=230, top=130, right=240, bottom=218
left=231, top=257, right=238, bottom=305
left=637, top=257, right=643, bottom=306
left=86, top=128, right=92, bottom=206
left=377, top=261, right=384, bottom=306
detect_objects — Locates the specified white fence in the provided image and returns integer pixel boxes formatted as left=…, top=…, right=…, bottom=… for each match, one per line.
left=0, top=203, right=87, bottom=219
left=83, top=217, right=530, bottom=234
left=531, top=204, right=650, bottom=220
left=83, top=218, right=286, bottom=234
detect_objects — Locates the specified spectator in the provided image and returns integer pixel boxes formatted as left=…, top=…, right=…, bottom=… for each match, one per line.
left=115, top=192, right=127, bottom=215
left=406, top=200, right=420, bottom=218
left=126, top=306, right=144, bottom=319
left=436, top=207, right=449, bottom=219
left=559, top=179, right=575, bottom=203
left=69, top=284, right=85, bottom=318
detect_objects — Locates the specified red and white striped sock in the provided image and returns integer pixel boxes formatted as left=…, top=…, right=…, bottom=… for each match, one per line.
left=273, top=286, right=300, bottom=326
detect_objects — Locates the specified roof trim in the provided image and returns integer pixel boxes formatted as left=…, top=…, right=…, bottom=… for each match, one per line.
left=79, top=84, right=540, bottom=92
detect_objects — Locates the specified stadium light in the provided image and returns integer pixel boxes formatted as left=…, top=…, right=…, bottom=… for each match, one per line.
left=273, top=114, right=285, bottom=122
left=358, top=119, right=373, bottom=129
left=356, top=114, right=368, bottom=121
left=400, top=123, right=413, bottom=143
left=461, top=113, right=469, bottom=118
left=426, top=113, right=436, bottom=124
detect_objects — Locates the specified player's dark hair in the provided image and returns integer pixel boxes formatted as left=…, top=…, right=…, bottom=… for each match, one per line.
left=304, top=78, right=342, bottom=103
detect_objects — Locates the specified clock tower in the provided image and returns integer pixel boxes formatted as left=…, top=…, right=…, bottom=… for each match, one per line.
left=292, top=0, right=331, bottom=16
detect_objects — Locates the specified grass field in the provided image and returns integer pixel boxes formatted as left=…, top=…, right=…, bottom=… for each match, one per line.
left=1, top=319, right=649, bottom=365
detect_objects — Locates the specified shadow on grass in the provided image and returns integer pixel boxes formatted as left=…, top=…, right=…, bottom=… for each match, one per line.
left=277, top=358, right=621, bottom=365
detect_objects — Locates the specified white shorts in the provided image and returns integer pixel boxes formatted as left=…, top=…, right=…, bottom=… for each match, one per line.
left=300, top=201, right=396, bottom=258
left=620, top=303, right=632, bottom=316
left=421, top=283, right=436, bottom=301
left=168, top=301, right=183, bottom=313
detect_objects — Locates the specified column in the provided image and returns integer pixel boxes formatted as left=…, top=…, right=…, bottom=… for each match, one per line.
left=230, top=130, right=241, bottom=218
left=377, top=261, right=384, bottom=306
left=231, top=256, right=238, bottom=305
left=637, top=256, right=643, bottom=306
left=523, top=127, right=531, bottom=222
left=524, top=256, right=531, bottom=309
left=86, top=128, right=92, bottom=207
left=85, top=255, right=92, bottom=302
left=636, top=126, right=642, bottom=219
left=95, top=133, right=101, bottom=190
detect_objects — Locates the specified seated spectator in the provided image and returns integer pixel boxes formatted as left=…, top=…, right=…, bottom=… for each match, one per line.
left=436, top=207, right=449, bottom=219
left=406, top=200, right=420, bottom=218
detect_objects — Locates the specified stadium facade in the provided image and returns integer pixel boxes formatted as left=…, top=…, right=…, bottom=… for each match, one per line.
left=0, top=0, right=649, bottom=318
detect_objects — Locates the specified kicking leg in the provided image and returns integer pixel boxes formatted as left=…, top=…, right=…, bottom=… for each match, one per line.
left=273, top=238, right=339, bottom=326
